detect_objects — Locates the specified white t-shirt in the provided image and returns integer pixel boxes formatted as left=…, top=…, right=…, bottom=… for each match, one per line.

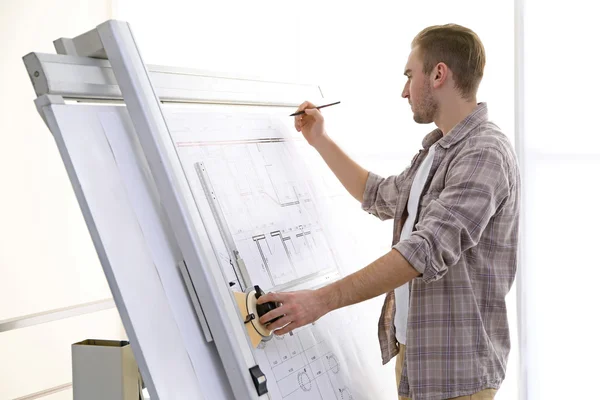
left=394, top=144, right=437, bottom=345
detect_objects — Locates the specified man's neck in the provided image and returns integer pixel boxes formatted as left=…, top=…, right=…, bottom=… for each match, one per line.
left=435, top=100, right=478, bottom=135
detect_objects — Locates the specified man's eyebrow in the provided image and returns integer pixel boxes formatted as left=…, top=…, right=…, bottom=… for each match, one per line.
left=404, top=69, right=412, bottom=76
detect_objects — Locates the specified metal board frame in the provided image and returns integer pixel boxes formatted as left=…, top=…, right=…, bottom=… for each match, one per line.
left=23, top=53, right=323, bottom=106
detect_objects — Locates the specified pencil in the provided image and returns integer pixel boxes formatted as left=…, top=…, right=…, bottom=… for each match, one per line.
left=289, top=101, right=341, bottom=117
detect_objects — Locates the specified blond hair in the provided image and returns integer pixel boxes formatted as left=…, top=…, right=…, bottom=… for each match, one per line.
left=412, top=24, right=486, bottom=100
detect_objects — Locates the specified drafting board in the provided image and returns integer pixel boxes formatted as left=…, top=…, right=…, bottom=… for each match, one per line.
left=23, top=20, right=367, bottom=400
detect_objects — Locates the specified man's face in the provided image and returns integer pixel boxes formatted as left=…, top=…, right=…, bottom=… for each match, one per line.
left=402, top=47, right=438, bottom=124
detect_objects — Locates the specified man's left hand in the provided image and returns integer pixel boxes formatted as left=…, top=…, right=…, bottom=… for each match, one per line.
left=256, top=289, right=332, bottom=335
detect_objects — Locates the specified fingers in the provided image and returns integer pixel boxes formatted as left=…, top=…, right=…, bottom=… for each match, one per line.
left=294, top=114, right=317, bottom=132
left=294, top=116, right=303, bottom=132
left=266, top=314, right=292, bottom=331
left=259, top=305, right=287, bottom=326
left=295, top=100, right=316, bottom=114
left=296, top=101, right=310, bottom=113
left=275, top=321, right=298, bottom=336
left=294, top=102, right=310, bottom=127
left=295, top=119, right=310, bottom=133
left=256, top=292, right=280, bottom=305
left=294, top=100, right=319, bottom=132
left=256, top=292, right=285, bottom=325
left=254, top=290, right=309, bottom=337
left=304, top=108, right=323, bottom=122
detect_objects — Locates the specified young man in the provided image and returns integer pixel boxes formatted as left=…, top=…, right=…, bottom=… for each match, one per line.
left=258, top=24, right=519, bottom=400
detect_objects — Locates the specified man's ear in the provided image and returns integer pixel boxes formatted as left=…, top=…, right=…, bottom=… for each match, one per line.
left=432, top=62, right=449, bottom=89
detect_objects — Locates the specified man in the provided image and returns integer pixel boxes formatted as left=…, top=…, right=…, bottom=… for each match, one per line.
left=258, top=24, right=519, bottom=400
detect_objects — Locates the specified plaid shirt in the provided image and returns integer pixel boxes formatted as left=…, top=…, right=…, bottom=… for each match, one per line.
left=362, top=103, right=520, bottom=399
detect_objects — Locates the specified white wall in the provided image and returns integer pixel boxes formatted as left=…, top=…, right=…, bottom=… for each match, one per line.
left=521, top=1, right=600, bottom=399
left=0, top=1, right=125, bottom=399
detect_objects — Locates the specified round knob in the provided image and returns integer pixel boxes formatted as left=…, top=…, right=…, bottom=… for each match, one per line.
left=253, top=285, right=282, bottom=324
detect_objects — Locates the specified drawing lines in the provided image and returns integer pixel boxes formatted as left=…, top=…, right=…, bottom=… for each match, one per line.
left=270, top=230, right=298, bottom=278
left=190, top=139, right=338, bottom=289
left=257, top=325, right=349, bottom=399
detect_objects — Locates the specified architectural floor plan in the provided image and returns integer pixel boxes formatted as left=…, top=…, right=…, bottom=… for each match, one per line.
left=254, top=320, right=353, bottom=400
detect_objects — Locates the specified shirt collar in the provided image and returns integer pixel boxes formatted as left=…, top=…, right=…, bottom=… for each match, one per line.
left=421, top=102, right=489, bottom=150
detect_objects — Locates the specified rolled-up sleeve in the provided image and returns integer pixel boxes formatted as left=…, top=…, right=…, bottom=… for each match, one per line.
left=393, top=146, right=511, bottom=283
left=361, top=171, right=404, bottom=221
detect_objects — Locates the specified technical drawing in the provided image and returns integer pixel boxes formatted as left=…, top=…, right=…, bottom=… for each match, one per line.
left=250, top=322, right=354, bottom=400
left=327, top=354, right=340, bottom=374
left=270, top=230, right=297, bottom=269
left=339, top=387, right=354, bottom=400
left=173, top=110, right=340, bottom=292
left=298, top=370, right=312, bottom=392
left=252, top=234, right=276, bottom=286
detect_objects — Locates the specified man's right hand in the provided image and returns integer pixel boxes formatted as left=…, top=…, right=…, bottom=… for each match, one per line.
left=294, top=101, right=327, bottom=147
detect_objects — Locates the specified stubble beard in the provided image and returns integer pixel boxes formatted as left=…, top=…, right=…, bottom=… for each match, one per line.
left=413, top=81, right=438, bottom=124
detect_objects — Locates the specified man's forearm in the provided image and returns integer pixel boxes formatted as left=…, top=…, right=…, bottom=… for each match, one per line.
left=320, top=249, right=421, bottom=312
left=313, top=135, right=369, bottom=203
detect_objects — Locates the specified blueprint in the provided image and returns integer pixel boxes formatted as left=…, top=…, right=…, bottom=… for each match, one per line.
left=167, top=107, right=339, bottom=292
left=254, top=318, right=353, bottom=400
